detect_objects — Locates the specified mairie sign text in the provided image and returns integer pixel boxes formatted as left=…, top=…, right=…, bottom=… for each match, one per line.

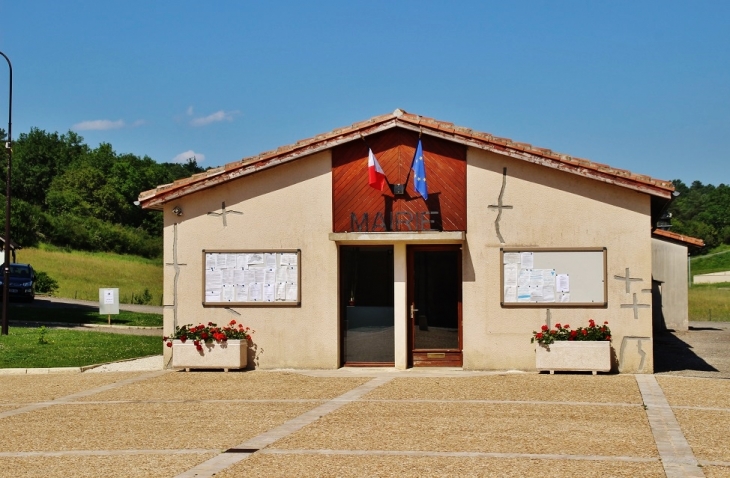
left=350, top=211, right=440, bottom=232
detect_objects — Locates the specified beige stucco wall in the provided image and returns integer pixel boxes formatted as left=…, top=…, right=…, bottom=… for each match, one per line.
left=159, top=141, right=656, bottom=373
left=464, top=148, right=654, bottom=373
left=651, top=238, right=689, bottom=331
left=162, top=150, right=337, bottom=369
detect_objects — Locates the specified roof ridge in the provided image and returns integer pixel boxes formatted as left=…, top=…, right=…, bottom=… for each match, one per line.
left=139, top=110, right=675, bottom=209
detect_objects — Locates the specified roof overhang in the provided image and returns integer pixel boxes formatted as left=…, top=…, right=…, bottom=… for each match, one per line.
left=652, top=229, right=705, bottom=249
left=139, top=109, right=675, bottom=210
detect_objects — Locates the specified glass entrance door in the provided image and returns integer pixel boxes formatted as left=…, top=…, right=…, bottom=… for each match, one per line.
left=340, top=246, right=395, bottom=365
left=408, top=245, right=462, bottom=366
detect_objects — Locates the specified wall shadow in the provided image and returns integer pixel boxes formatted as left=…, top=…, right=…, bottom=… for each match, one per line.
left=653, top=330, right=719, bottom=373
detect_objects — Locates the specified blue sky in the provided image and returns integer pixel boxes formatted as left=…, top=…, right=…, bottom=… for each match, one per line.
left=1, top=1, right=728, bottom=186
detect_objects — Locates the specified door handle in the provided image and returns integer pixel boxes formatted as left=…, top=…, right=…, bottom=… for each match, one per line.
left=410, top=303, right=419, bottom=320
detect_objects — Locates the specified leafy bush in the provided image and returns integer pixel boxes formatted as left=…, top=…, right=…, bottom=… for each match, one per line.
left=43, top=213, right=162, bottom=258
left=37, top=326, right=52, bottom=345
left=131, top=288, right=152, bottom=305
left=34, top=270, right=59, bottom=295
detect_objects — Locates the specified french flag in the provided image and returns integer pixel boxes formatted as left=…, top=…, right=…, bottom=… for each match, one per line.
left=368, top=148, right=387, bottom=191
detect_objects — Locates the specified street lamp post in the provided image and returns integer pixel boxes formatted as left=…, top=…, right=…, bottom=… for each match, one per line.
left=0, top=51, right=12, bottom=336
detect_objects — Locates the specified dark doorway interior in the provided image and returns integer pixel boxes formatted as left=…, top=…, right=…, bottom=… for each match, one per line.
left=340, top=246, right=394, bottom=365
left=408, top=246, right=462, bottom=366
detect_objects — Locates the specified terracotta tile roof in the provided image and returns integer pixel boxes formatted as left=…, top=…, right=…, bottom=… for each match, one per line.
left=139, top=108, right=675, bottom=209
left=652, top=228, right=705, bottom=248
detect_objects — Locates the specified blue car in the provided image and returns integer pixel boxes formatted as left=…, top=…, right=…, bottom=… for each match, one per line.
left=0, top=263, right=36, bottom=302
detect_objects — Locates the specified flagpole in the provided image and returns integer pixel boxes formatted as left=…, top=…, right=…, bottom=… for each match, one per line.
left=0, top=51, right=12, bottom=336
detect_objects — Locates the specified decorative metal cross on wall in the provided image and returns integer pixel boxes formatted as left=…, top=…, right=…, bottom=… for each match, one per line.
left=164, top=223, right=186, bottom=329
left=620, top=293, right=651, bottom=320
left=488, top=167, right=513, bottom=244
left=614, top=267, right=643, bottom=293
left=207, top=201, right=243, bottom=227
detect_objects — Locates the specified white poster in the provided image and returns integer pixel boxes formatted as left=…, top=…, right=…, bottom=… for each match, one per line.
left=556, top=274, right=570, bottom=293
left=504, top=263, right=519, bottom=287
left=503, top=252, right=520, bottom=264
left=520, top=252, right=534, bottom=269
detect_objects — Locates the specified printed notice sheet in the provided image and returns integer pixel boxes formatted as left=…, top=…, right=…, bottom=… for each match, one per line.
left=502, top=255, right=558, bottom=303
left=556, top=274, right=570, bottom=293
left=520, top=252, right=534, bottom=269
left=204, top=250, right=300, bottom=304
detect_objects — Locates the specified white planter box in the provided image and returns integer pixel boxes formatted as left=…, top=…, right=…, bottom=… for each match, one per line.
left=171, top=339, right=247, bottom=371
left=535, top=341, right=611, bottom=374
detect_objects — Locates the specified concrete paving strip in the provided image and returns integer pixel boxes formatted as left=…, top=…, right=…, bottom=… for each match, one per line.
left=175, top=375, right=395, bottom=478
left=698, top=460, right=730, bottom=467
left=359, top=398, right=641, bottom=407
left=672, top=405, right=730, bottom=412
left=295, top=367, right=531, bottom=377
left=0, top=370, right=169, bottom=419
left=60, top=398, right=325, bottom=405
left=260, top=448, right=661, bottom=464
left=635, top=374, right=706, bottom=478
left=0, top=449, right=218, bottom=457
left=0, top=367, right=82, bottom=375
left=65, top=397, right=640, bottom=407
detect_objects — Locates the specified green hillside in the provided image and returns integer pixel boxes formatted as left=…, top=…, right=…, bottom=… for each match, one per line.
left=17, top=244, right=163, bottom=305
left=690, top=244, right=730, bottom=278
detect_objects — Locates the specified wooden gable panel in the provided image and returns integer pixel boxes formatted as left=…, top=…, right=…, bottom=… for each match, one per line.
left=332, top=128, right=466, bottom=232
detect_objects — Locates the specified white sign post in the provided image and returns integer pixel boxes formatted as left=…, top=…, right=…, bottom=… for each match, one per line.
left=99, top=288, right=120, bottom=325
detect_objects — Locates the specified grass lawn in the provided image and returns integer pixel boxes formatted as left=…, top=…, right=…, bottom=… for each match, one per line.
left=17, top=244, right=163, bottom=305
left=8, top=304, right=162, bottom=327
left=0, top=328, right=161, bottom=368
left=690, top=244, right=730, bottom=277
left=688, top=245, right=730, bottom=322
left=688, top=282, right=730, bottom=322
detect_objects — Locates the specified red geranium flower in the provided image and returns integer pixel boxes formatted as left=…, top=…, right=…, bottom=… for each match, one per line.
left=166, top=341, right=172, bottom=347
left=555, top=323, right=561, bottom=329
left=536, top=333, right=543, bottom=340
left=541, top=325, right=548, bottom=331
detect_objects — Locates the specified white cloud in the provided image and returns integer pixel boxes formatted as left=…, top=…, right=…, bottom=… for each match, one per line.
left=190, top=110, right=239, bottom=127
left=186, top=106, right=194, bottom=116
left=131, top=119, right=146, bottom=127
left=72, top=119, right=126, bottom=131
left=172, top=150, right=205, bottom=163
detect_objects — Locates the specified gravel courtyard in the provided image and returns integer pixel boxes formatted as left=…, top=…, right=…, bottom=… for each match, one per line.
left=0, top=369, right=728, bottom=477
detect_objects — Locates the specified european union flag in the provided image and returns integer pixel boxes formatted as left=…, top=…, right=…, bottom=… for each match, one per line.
left=411, top=139, right=428, bottom=200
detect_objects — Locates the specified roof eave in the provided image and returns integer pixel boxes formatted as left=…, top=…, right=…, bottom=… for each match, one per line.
left=139, top=109, right=675, bottom=209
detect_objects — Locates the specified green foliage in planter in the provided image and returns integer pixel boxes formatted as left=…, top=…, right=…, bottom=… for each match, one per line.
left=532, top=319, right=611, bottom=345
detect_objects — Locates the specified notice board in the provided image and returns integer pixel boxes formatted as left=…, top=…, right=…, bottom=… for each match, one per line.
left=500, top=247, right=607, bottom=308
left=202, top=250, right=301, bottom=307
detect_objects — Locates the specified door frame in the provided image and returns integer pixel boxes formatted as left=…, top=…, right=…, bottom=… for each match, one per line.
left=406, top=244, right=463, bottom=367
